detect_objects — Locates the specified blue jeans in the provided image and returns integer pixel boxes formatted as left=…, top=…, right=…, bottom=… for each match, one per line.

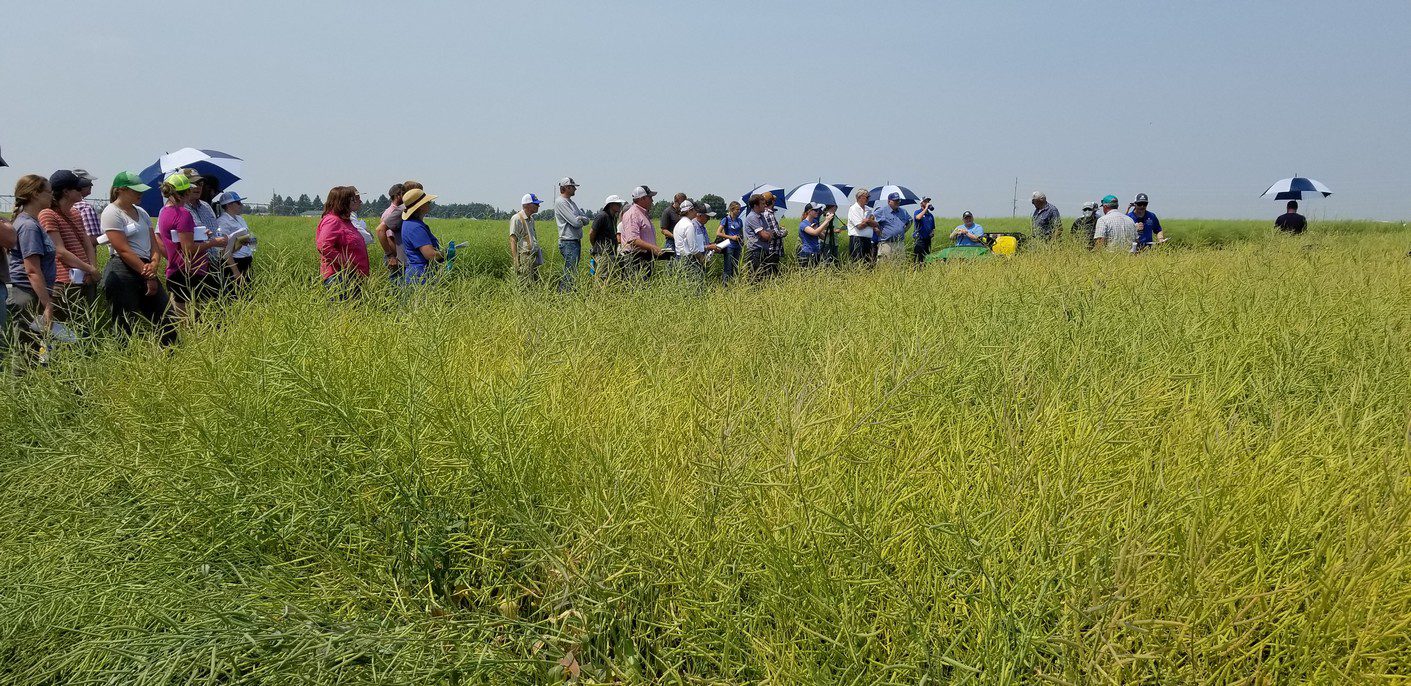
left=721, top=249, right=740, bottom=284
left=558, top=240, right=581, bottom=292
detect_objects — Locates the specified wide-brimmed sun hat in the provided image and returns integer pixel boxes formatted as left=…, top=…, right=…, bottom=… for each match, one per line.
left=402, top=188, right=437, bottom=220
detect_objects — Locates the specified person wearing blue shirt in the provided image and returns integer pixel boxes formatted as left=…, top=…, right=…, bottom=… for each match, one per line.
left=874, top=192, right=913, bottom=262
left=911, top=197, right=936, bottom=264
left=949, top=211, right=985, bottom=247
left=1126, top=192, right=1164, bottom=251
left=714, top=201, right=745, bottom=284
left=796, top=203, right=826, bottom=267
left=399, top=188, right=444, bottom=283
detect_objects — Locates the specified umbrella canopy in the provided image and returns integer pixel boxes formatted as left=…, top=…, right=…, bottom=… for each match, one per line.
left=867, top=184, right=921, bottom=207
left=741, top=184, right=787, bottom=210
left=1261, top=176, right=1331, bottom=201
left=137, top=148, right=244, bottom=215
left=786, top=182, right=854, bottom=209
left=0, top=144, right=7, bottom=167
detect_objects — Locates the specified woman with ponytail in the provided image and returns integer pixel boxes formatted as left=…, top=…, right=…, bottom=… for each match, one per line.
left=156, top=172, right=224, bottom=318
left=6, top=175, right=59, bottom=359
left=100, top=171, right=176, bottom=345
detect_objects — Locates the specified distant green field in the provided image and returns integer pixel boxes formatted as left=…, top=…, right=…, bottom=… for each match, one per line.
left=1, top=218, right=1408, bottom=683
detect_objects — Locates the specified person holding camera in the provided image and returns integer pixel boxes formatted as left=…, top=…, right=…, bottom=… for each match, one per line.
left=912, top=197, right=936, bottom=263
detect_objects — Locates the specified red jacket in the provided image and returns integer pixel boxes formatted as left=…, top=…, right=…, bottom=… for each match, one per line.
left=316, top=214, right=370, bottom=279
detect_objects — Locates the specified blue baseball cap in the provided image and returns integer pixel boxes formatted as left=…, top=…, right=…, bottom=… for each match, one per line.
left=214, top=191, right=246, bottom=206
left=521, top=193, right=544, bottom=205
left=887, top=192, right=902, bottom=202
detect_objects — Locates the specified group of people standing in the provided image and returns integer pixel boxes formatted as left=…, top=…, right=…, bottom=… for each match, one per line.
left=2, top=168, right=258, bottom=362
left=309, top=177, right=1191, bottom=294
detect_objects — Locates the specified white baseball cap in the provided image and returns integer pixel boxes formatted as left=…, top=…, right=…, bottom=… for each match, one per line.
left=603, top=194, right=626, bottom=208
left=1031, top=191, right=1046, bottom=201
left=631, top=185, right=657, bottom=200
left=521, top=193, right=544, bottom=206
left=558, top=177, right=579, bottom=189
left=679, top=200, right=696, bottom=213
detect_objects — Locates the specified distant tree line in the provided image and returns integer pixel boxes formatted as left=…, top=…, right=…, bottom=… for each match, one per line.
left=265, top=193, right=552, bottom=221
left=262, top=192, right=734, bottom=222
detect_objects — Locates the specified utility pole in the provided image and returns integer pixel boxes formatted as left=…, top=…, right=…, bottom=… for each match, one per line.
left=1011, top=177, right=1018, bottom=217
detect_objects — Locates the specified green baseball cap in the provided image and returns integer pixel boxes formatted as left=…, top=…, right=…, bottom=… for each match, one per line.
left=164, top=172, right=193, bottom=193
left=112, top=171, right=152, bottom=193
left=1101, top=194, right=1119, bottom=206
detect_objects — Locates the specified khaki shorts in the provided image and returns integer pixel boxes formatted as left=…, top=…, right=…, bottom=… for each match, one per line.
left=877, top=240, right=906, bottom=260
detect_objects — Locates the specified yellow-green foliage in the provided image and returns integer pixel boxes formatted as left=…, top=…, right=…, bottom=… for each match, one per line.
left=0, top=218, right=1408, bottom=683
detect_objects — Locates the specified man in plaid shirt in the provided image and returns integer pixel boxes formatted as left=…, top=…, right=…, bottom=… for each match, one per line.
left=71, top=169, right=103, bottom=240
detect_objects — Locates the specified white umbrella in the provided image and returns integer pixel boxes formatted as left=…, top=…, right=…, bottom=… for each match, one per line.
left=786, top=182, right=853, bottom=208
left=867, top=184, right=921, bottom=207
left=741, top=184, right=787, bottom=210
left=1261, top=176, right=1332, bottom=201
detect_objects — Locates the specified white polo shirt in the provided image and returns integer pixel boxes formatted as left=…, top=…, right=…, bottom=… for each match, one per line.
left=846, top=202, right=874, bottom=239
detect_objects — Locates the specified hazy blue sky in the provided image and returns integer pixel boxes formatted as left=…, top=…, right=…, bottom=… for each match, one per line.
left=4, top=0, right=1408, bottom=220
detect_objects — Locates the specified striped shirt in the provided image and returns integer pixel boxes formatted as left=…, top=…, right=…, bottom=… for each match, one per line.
left=74, top=200, right=102, bottom=237
left=38, top=207, right=88, bottom=284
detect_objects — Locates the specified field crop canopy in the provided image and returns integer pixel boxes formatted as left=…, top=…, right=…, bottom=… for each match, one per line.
left=1, top=217, right=1409, bottom=683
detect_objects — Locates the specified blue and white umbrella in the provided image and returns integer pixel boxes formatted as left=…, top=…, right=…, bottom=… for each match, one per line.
left=137, top=148, right=244, bottom=215
left=867, top=184, right=921, bottom=207
left=786, top=182, right=854, bottom=209
left=741, top=184, right=787, bottom=210
left=1261, top=176, right=1332, bottom=201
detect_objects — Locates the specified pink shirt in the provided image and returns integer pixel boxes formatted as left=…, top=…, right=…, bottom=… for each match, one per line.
left=316, top=214, right=370, bottom=279
left=619, top=202, right=655, bottom=252
left=157, top=205, right=208, bottom=278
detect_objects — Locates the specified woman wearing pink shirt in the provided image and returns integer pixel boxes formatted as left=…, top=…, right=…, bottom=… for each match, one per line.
left=316, top=186, right=370, bottom=297
left=157, top=172, right=224, bottom=318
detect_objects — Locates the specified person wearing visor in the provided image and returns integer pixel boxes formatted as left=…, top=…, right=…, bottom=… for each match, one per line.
left=510, top=193, right=545, bottom=285
left=1126, top=193, right=1164, bottom=250
left=797, top=203, right=827, bottom=268
left=215, top=191, right=256, bottom=291
left=100, top=171, right=176, bottom=345
left=399, top=188, right=445, bottom=285
left=179, top=168, right=227, bottom=294
left=157, top=172, right=224, bottom=316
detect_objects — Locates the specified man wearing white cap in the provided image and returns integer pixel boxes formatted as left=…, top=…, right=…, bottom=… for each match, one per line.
left=674, top=200, right=720, bottom=282
left=510, top=193, right=545, bottom=285
left=554, top=177, right=592, bottom=291
left=1070, top=201, right=1099, bottom=247
left=1030, top=191, right=1062, bottom=241
left=619, top=186, right=662, bottom=279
